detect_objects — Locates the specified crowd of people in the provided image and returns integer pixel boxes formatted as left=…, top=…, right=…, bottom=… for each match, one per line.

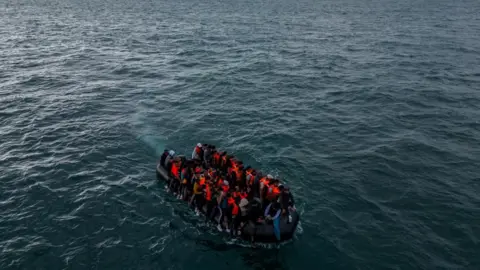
left=159, top=143, right=295, bottom=239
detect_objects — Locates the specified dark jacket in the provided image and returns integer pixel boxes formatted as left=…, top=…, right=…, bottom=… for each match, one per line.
left=160, top=151, right=169, bottom=168
left=279, top=191, right=295, bottom=209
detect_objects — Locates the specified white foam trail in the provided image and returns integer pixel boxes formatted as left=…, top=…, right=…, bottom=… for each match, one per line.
left=130, top=105, right=166, bottom=157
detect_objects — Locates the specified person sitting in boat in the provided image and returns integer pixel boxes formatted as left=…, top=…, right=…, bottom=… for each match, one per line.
left=204, top=178, right=216, bottom=221
left=228, top=194, right=240, bottom=236
left=245, top=167, right=254, bottom=187
left=216, top=180, right=230, bottom=232
left=179, top=162, right=192, bottom=200
left=266, top=179, right=281, bottom=204
left=235, top=163, right=245, bottom=190
left=169, top=157, right=183, bottom=196
left=264, top=202, right=281, bottom=224
left=226, top=168, right=236, bottom=190
left=220, top=153, right=230, bottom=173
left=278, top=185, right=295, bottom=223
left=191, top=172, right=206, bottom=215
left=259, top=174, right=273, bottom=209
left=203, top=144, right=214, bottom=168
left=245, top=197, right=263, bottom=242
left=212, top=150, right=221, bottom=168
left=250, top=171, right=262, bottom=198
left=163, top=150, right=175, bottom=169
left=160, top=149, right=169, bottom=168
left=232, top=186, right=248, bottom=204
left=192, top=143, right=202, bottom=160
left=236, top=197, right=250, bottom=235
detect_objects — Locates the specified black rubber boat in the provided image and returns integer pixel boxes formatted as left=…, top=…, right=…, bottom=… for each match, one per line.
left=156, top=153, right=299, bottom=243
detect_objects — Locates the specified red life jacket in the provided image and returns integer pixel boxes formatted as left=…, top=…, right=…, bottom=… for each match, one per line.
left=199, top=176, right=206, bottom=185
left=267, top=185, right=281, bottom=200
left=213, top=153, right=220, bottom=164
left=171, top=163, right=179, bottom=178
left=216, top=178, right=223, bottom=187
left=228, top=198, right=239, bottom=216
left=236, top=169, right=243, bottom=182
left=205, top=184, right=212, bottom=201
left=232, top=204, right=239, bottom=216
left=260, top=177, right=270, bottom=188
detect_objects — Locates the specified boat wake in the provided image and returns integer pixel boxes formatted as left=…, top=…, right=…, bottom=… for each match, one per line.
left=130, top=106, right=166, bottom=157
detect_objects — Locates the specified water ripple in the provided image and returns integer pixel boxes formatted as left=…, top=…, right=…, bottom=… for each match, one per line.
left=1, top=0, right=480, bottom=269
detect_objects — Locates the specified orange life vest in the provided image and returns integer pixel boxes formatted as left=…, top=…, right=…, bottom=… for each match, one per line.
left=260, top=177, right=269, bottom=186
left=231, top=160, right=238, bottom=169
left=228, top=198, right=239, bottom=216
left=236, top=169, right=243, bottom=182
left=171, top=163, right=179, bottom=179
left=205, top=184, right=212, bottom=201
left=267, top=185, right=281, bottom=200
left=232, top=204, right=239, bottom=216
left=214, top=153, right=220, bottom=164
left=199, top=176, right=206, bottom=185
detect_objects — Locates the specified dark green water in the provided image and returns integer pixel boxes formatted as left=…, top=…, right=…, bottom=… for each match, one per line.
left=1, top=0, right=480, bottom=269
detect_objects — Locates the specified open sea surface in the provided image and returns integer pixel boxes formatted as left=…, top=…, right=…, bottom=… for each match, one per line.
left=1, top=0, right=480, bottom=269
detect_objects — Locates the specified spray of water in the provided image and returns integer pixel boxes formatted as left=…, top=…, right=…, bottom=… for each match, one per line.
left=130, top=105, right=167, bottom=157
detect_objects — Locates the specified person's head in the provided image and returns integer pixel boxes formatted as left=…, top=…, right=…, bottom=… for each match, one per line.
left=279, top=184, right=285, bottom=191
left=197, top=143, right=202, bottom=148
left=267, top=174, right=273, bottom=180
left=168, top=150, right=175, bottom=157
